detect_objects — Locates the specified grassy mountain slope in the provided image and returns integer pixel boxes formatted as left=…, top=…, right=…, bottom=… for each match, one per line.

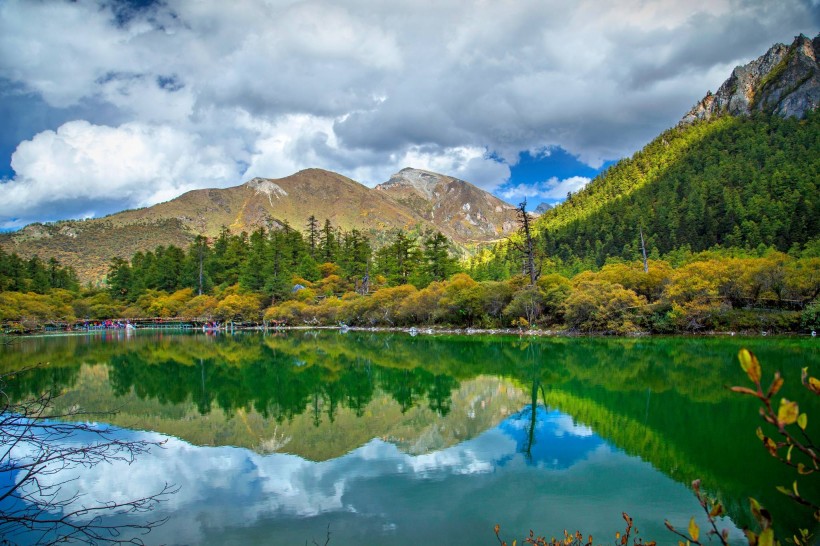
left=0, top=168, right=517, bottom=283
left=112, top=168, right=425, bottom=236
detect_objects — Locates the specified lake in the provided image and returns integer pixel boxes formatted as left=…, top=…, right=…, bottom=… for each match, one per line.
left=1, top=330, right=818, bottom=545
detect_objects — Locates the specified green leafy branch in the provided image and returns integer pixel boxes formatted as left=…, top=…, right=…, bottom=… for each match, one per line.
left=731, top=349, right=819, bottom=518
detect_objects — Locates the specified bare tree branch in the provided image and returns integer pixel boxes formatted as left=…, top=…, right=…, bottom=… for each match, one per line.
left=0, top=364, right=177, bottom=545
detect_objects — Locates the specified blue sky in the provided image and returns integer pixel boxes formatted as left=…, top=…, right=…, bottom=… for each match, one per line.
left=0, top=0, right=817, bottom=229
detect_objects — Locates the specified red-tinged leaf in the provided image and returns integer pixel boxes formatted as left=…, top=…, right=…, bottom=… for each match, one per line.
left=767, top=373, right=784, bottom=397
left=763, top=436, right=778, bottom=457
left=689, top=517, right=700, bottom=542
left=739, top=349, right=761, bottom=384
left=495, top=524, right=500, bottom=534
left=758, top=528, right=774, bottom=546
left=744, top=529, right=758, bottom=546
left=750, top=498, right=767, bottom=527
left=709, top=503, right=724, bottom=518
left=730, top=386, right=758, bottom=396
left=809, top=376, right=820, bottom=395
left=798, top=463, right=813, bottom=475
left=798, top=413, right=808, bottom=430
left=778, top=398, right=799, bottom=426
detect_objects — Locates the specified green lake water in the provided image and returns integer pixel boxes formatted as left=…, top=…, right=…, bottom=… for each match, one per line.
left=1, top=330, right=818, bottom=545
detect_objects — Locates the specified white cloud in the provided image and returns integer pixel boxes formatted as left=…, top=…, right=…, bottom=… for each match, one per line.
left=501, top=176, right=592, bottom=202
left=0, top=0, right=816, bottom=224
left=2, top=120, right=239, bottom=223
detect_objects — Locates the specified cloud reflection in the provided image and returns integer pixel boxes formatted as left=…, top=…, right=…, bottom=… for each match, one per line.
left=8, top=407, right=742, bottom=545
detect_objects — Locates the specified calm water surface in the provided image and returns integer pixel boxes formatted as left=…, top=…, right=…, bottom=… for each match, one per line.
left=1, top=330, right=818, bottom=545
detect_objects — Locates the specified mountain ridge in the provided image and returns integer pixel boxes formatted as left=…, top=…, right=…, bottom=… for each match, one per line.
left=375, top=168, right=518, bottom=243
left=0, top=167, right=518, bottom=282
left=682, top=33, right=819, bottom=123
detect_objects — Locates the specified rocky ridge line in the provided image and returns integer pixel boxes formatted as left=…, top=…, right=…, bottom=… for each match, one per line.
left=682, top=33, right=819, bottom=124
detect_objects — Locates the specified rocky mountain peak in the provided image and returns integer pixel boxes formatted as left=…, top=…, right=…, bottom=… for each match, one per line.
left=374, top=167, right=518, bottom=243
left=245, top=177, right=288, bottom=204
left=376, top=168, right=450, bottom=199
left=681, top=33, right=819, bottom=124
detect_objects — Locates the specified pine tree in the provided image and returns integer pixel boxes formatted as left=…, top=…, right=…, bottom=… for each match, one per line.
left=306, top=215, right=319, bottom=258
left=422, top=231, right=458, bottom=283
left=319, top=219, right=338, bottom=263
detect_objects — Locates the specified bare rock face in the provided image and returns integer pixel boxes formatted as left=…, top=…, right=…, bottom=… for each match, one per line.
left=682, top=34, right=819, bottom=124
left=375, top=168, right=518, bottom=242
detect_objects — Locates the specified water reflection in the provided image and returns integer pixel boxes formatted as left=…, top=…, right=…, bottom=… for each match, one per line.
left=2, top=330, right=819, bottom=543
left=500, top=406, right=603, bottom=469
left=9, top=405, right=743, bottom=546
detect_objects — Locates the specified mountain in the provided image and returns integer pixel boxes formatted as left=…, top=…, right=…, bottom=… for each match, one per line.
left=478, top=33, right=819, bottom=275
left=0, top=168, right=518, bottom=282
left=682, top=34, right=819, bottom=123
left=109, top=168, right=425, bottom=237
left=375, top=168, right=518, bottom=243
left=534, top=202, right=553, bottom=215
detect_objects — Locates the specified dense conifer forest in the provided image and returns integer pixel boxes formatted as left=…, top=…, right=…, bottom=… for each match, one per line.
left=472, top=112, right=819, bottom=278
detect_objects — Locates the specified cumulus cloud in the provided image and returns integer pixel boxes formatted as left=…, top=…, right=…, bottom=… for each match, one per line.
left=2, top=120, right=239, bottom=225
left=0, top=0, right=816, bottom=225
left=501, top=176, right=592, bottom=203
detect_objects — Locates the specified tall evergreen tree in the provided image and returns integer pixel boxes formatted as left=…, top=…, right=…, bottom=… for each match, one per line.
left=319, top=219, right=339, bottom=263
left=306, top=215, right=319, bottom=258
left=422, top=231, right=458, bottom=283
left=239, top=228, right=269, bottom=292
left=375, top=230, right=421, bottom=286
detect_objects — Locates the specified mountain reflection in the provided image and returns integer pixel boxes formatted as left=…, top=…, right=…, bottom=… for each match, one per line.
left=2, top=330, right=819, bottom=539
left=10, top=405, right=740, bottom=546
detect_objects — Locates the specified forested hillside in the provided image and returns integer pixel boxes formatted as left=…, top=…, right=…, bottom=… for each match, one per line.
left=473, top=112, right=819, bottom=278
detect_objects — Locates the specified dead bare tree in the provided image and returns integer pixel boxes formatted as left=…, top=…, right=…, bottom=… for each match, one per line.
left=0, top=366, right=177, bottom=545
left=510, top=199, right=539, bottom=285
left=639, top=227, right=649, bottom=274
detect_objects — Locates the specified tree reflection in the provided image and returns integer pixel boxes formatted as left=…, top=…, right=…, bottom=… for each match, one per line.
left=4, top=330, right=819, bottom=538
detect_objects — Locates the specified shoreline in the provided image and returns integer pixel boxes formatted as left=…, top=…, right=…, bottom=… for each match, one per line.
left=4, top=324, right=814, bottom=339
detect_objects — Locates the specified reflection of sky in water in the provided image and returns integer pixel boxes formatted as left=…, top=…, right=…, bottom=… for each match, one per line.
left=7, top=407, right=745, bottom=546
left=498, top=405, right=603, bottom=468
